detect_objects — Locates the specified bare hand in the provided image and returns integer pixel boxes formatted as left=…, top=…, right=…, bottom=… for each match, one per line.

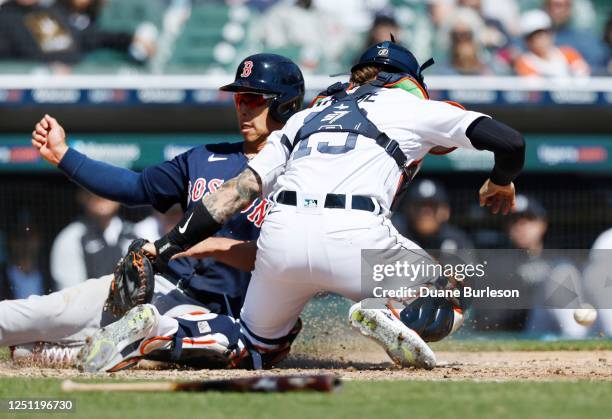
left=171, top=237, right=239, bottom=260
left=31, top=114, right=68, bottom=166
left=142, top=242, right=157, bottom=258
left=479, top=179, right=516, bottom=215
left=172, top=238, right=256, bottom=272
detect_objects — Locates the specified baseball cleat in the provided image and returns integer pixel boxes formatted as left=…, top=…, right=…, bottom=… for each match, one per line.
left=77, top=304, right=158, bottom=373
left=11, top=342, right=81, bottom=368
left=349, top=303, right=436, bottom=370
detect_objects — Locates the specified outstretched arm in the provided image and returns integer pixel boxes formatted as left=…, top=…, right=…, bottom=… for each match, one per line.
left=172, top=238, right=258, bottom=272
left=203, top=167, right=262, bottom=223
left=142, top=121, right=295, bottom=268
left=32, top=115, right=149, bottom=207
left=147, top=168, right=262, bottom=270
left=32, top=114, right=190, bottom=210
left=467, top=117, right=525, bottom=215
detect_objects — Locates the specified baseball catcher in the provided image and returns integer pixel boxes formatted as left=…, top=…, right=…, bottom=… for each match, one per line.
left=76, top=39, right=524, bottom=372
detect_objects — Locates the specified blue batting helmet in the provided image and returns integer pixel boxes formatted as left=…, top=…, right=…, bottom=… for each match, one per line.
left=220, top=53, right=305, bottom=123
left=352, top=40, right=434, bottom=90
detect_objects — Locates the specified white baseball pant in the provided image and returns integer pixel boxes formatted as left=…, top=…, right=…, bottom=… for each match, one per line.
left=240, top=197, right=425, bottom=341
left=0, top=274, right=207, bottom=347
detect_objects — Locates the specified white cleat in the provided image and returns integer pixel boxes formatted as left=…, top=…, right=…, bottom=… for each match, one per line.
left=11, top=342, right=81, bottom=368
left=349, top=303, right=436, bottom=370
left=77, top=304, right=158, bottom=373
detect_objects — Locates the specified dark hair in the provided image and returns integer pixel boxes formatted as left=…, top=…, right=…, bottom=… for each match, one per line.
left=364, top=13, right=399, bottom=49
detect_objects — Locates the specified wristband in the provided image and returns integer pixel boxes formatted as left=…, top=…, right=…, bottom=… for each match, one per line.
left=155, top=202, right=222, bottom=256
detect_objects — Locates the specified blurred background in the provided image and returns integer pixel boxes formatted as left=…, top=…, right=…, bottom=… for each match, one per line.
left=0, top=0, right=611, bottom=339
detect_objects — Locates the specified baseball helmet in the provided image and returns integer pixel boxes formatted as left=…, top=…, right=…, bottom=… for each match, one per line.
left=220, top=53, right=305, bottom=123
left=351, top=40, right=434, bottom=91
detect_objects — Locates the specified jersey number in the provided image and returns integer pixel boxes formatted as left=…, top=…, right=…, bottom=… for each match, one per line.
left=293, top=132, right=358, bottom=160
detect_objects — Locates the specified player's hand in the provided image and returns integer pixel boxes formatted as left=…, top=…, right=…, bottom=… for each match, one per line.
left=172, top=238, right=256, bottom=272
left=479, top=179, right=516, bottom=215
left=172, top=237, right=244, bottom=260
left=141, top=241, right=157, bottom=258
left=31, top=114, right=69, bottom=166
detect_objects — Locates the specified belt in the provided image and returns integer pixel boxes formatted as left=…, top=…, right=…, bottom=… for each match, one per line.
left=276, top=190, right=377, bottom=213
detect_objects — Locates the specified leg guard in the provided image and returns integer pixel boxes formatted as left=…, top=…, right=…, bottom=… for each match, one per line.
left=399, top=296, right=464, bottom=342
left=142, top=311, right=246, bottom=369
left=239, top=318, right=302, bottom=370
left=145, top=314, right=302, bottom=370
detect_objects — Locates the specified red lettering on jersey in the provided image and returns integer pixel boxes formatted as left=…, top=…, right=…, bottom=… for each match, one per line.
left=207, top=178, right=224, bottom=194
left=241, top=198, right=272, bottom=228
left=192, top=178, right=206, bottom=202
left=187, top=180, right=193, bottom=205
left=240, top=60, right=253, bottom=78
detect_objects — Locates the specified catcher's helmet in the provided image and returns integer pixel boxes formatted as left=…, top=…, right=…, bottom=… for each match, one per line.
left=352, top=40, right=434, bottom=91
left=220, top=53, right=305, bottom=123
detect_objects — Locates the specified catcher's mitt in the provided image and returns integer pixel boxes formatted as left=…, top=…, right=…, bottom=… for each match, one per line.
left=105, top=239, right=155, bottom=316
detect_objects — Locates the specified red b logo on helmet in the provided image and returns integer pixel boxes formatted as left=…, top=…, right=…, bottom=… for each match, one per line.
left=240, top=61, right=253, bottom=78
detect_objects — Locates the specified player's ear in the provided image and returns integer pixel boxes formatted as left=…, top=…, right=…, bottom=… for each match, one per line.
left=266, top=112, right=284, bottom=132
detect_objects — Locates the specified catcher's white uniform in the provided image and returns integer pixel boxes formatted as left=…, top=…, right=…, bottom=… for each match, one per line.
left=243, top=86, right=488, bottom=340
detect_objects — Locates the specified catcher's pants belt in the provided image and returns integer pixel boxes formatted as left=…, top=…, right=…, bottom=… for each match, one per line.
left=276, top=190, right=379, bottom=213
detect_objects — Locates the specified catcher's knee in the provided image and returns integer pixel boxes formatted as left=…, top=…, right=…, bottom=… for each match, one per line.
left=400, top=297, right=464, bottom=342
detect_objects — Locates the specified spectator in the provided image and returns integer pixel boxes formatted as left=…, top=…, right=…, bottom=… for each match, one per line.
left=313, top=0, right=389, bottom=35
left=392, top=179, right=474, bottom=252
left=251, top=0, right=349, bottom=73
left=437, top=7, right=486, bottom=61
left=441, top=24, right=494, bottom=75
left=364, top=13, right=400, bottom=47
left=410, top=0, right=455, bottom=62
left=513, top=196, right=586, bottom=339
left=351, top=13, right=400, bottom=67
left=55, top=0, right=157, bottom=63
left=0, top=0, right=155, bottom=67
left=510, top=195, right=585, bottom=338
left=0, top=222, right=50, bottom=300
left=471, top=195, right=585, bottom=337
left=544, top=0, right=607, bottom=70
left=0, top=0, right=80, bottom=64
left=480, top=0, right=521, bottom=37
left=434, top=7, right=512, bottom=75
left=457, top=0, right=512, bottom=57
left=50, top=191, right=137, bottom=289
left=56, top=0, right=104, bottom=32
left=514, top=10, right=590, bottom=77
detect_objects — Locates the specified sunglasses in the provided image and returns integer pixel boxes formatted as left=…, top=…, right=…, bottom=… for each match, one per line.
left=234, top=92, right=276, bottom=109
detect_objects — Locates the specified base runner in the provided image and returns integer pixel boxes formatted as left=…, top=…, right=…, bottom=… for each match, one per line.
left=1, top=53, right=304, bottom=369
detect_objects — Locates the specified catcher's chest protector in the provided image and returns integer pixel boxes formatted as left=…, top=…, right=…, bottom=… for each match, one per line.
left=300, top=74, right=426, bottom=209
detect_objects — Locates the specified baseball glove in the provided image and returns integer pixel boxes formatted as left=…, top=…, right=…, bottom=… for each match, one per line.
left=105, top=239, right=155, bottom=316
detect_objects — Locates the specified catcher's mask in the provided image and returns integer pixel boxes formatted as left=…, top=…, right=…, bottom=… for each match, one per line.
left=220, top=53, right=305, bottom=123
left=352, top=39, right=434, bottom=94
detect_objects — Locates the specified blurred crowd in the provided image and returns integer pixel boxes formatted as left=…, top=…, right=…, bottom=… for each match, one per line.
left=0, top=0, right=157, bottom=73
left=0, top=0, right=610, bottom=76
left=0, top=192, right=181, bottom=299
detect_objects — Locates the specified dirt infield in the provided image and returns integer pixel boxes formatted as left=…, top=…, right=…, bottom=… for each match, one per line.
left=2, top=348, right=612, bottom=382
